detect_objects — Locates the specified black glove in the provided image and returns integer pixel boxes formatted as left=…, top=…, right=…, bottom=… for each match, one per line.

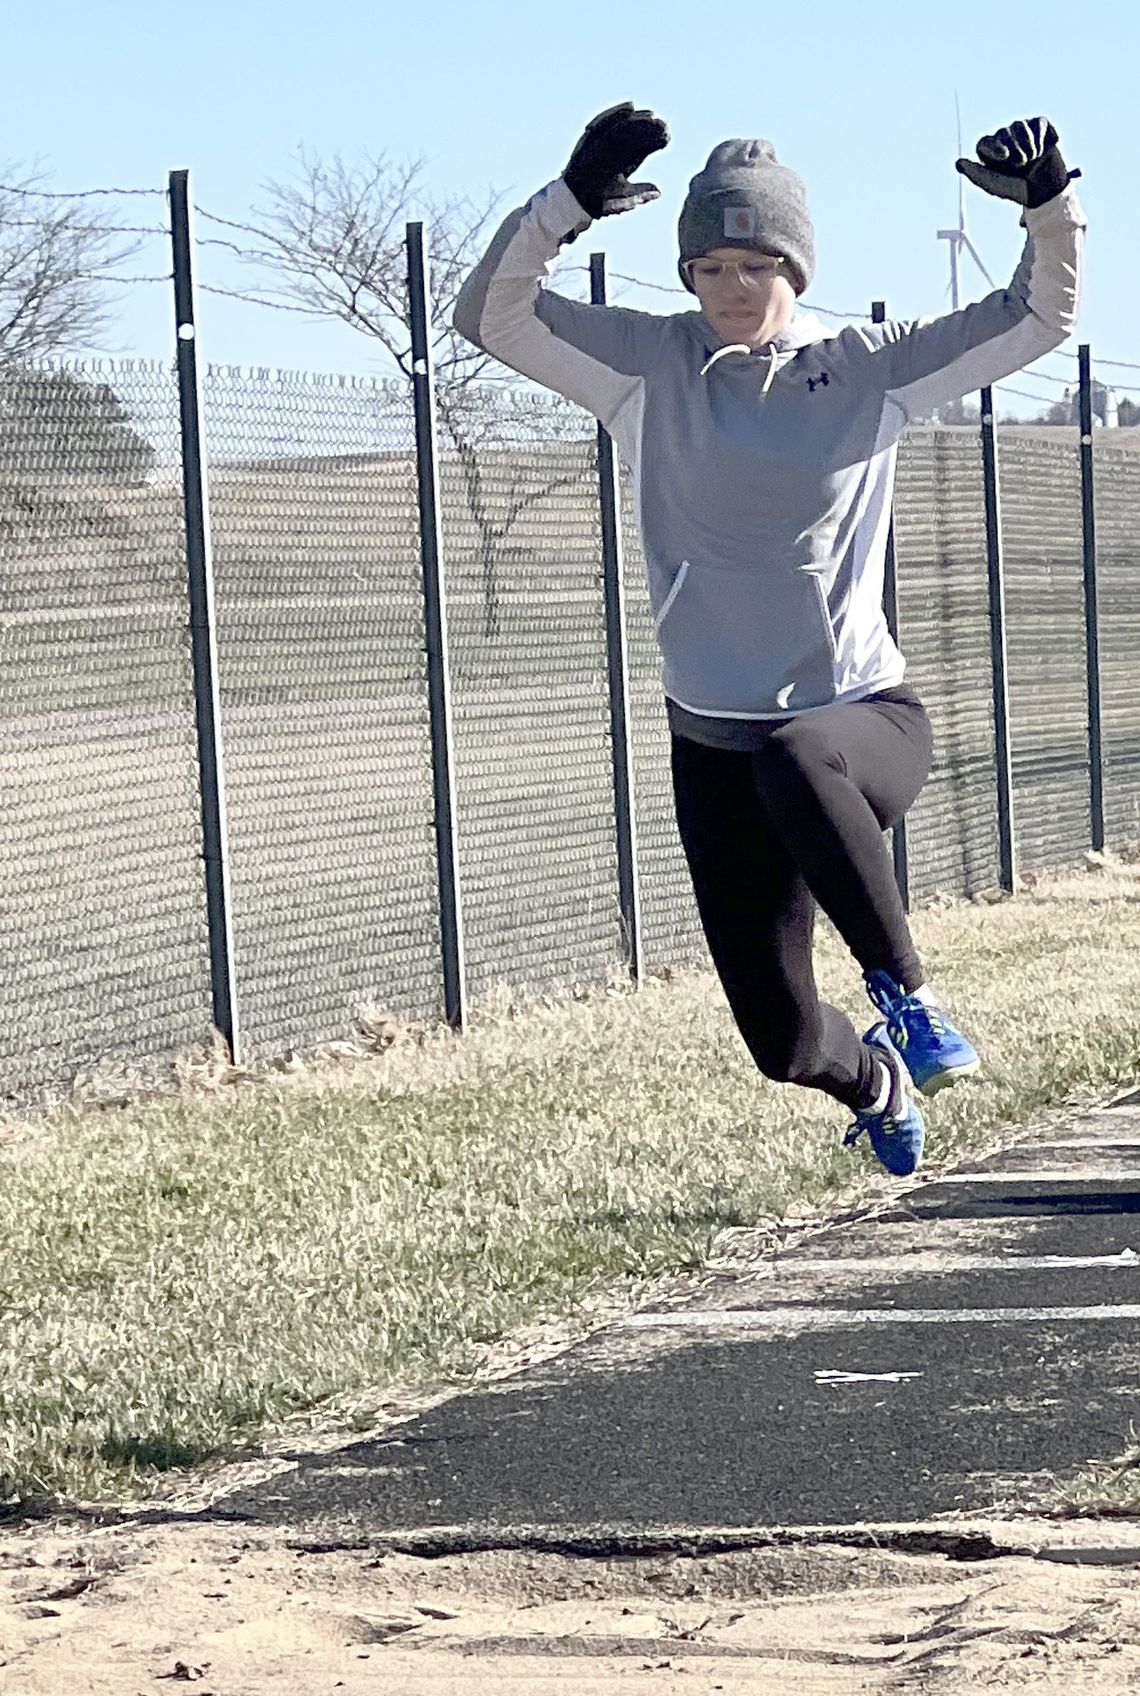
left=563, top=102, right=669, bottom=219
left=956, top=117, right=1079, bottom=210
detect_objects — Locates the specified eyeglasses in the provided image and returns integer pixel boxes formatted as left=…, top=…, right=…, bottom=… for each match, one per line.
left=683, top=256, right=786, bottom=288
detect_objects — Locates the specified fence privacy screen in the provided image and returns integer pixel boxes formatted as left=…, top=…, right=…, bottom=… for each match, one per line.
left=3, top=349, right=1139, bottom=1107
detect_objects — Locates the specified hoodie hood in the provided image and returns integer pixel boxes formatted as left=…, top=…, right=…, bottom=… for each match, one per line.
left=685, top=307, right=834, bottom=358
left=679, top=307, right=835, bottom=380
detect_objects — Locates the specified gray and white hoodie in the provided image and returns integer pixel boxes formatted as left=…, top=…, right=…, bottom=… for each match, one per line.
left=454, top=176, right=1086, bottom=745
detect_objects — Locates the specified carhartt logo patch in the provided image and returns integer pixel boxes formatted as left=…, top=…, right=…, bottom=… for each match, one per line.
left=724, top=206, right=756, bottom=238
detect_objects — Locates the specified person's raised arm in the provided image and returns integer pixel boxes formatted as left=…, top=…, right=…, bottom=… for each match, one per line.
left=453, top=104, right=670, bottom=428
left=854, top=118, right=1085, bottom=427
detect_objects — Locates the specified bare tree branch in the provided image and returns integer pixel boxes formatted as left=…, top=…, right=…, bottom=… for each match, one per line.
left=236, top=147, right=597, bottom=636
left=0, top=164, right=140, bottom=365
left=226, top=150, right=495, bottom=386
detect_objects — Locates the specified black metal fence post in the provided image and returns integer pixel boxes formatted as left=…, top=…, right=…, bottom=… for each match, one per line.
left=979, top=386, right=1016, bottom=892
left=1078, top=344, right=1105, bottom=852
left=590, top=253, right=644, bottom=984
left=169, top=169, right=241, bottom=1062
left=407, top=220, right=467, bottom=1030
left=871, top=301, right=910, bottom=910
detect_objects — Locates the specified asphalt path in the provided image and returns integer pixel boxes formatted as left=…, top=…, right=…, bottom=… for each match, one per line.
left=206, top=1093, right=1140, bottom=1551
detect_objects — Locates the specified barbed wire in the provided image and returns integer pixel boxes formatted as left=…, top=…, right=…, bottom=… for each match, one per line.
left=195, top=236, right=252, bottom=258
left=589, top=268, right=1140, bottom=375
left=997, top=379, right=1140, bottom=406
left=582, top=266, right=875, bottom=321
left=608, top=271, right=1140, bottom=389
left=198, top=283, right=321, bottom=314
left=1025, top=351, right=1128, bottom=380
left=1017, top=366, right=1074, bottom=389
left=3, top=187, right=1137, bottom=392
left=193, top=206, right=266, bottom=236
left=1010, top=349, right=1140, bottom=377
left=584, top=268, right=678, bottom=296
left=995, top=382, right=1072, bottom=405
left=1029, top=347, right=1140, bottom=375
left=97, top=273, right=173, bottom=286
left=190, top=208, right=384, bottom=274
left=804, top=303, right=876, bottom=321
left=0, top=181, right=163, bottom=199
left=0, top=218, right=169, bottom=237
left=1020, top=360, right=1140, bottom=397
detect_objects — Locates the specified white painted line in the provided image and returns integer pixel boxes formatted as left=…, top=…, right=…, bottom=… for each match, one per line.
left=1032, top=1140, right=1140, bottom=1150
left=927, top=1170, right=1140, bottom=1185
left=621, top=1304, right=1140, bottom=1333
left=769, top=1252, right=1140, bottom=1274
left=815, top=1369, right=923, bottom=1383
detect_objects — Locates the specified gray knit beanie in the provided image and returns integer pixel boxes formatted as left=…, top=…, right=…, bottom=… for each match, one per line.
left=678, top=139, right=815, bottom=296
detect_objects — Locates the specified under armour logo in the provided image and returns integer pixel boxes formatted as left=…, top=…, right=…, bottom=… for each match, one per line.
left=807, top=372, right=830, bottom=393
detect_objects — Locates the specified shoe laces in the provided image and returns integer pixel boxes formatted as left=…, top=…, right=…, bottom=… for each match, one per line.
left=898, top=997, right=946, bottom=1039
left=868, top=972, right=947, bottom=1039
left=845, top=1103, right=903, bottom=1148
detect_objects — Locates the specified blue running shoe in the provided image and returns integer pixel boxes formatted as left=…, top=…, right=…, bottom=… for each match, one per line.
left=864, top=970, right=980, bottom=1097
left=844, top=1024, right=925, bottom=1177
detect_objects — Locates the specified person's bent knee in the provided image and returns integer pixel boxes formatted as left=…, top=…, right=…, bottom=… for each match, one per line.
left=750, top=1028, right=828, bottom=1089
left=752, top=721, right=844, bottom=793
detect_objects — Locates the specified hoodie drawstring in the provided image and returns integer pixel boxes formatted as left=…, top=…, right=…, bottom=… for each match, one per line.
left=699, top=342, right=750, bottom=376
left=699, top=343, right=780, bottom=393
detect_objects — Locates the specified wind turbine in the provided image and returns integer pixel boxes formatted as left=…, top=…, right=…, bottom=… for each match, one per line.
left=937, top=95, right=996, bottom=308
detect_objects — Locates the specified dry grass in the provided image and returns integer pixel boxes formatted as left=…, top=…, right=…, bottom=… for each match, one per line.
left=3, top=859, right=1140, bottom=1514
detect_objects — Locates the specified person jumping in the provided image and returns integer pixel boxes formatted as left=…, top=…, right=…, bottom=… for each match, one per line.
left=454, top=108, right=1085, bottom=1177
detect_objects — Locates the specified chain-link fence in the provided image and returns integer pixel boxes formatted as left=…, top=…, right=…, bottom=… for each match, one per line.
left=203, top=371, right=440, bottom=1056
left=1094, top=437, right=1140, bottom=846
left=4, top=319, right=1140, bottom=1106
left=435, top=395, right=622, bottom=1002
left=0, top=361, right=211, bottom=1101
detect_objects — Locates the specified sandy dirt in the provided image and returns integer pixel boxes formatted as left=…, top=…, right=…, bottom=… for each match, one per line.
left=6, top=1068, right=1140, bottom=1692
left=3, top=1511, right=1140, bottom=1695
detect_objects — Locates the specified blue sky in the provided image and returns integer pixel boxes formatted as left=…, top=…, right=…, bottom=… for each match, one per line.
left=5, top=0, right=1132, bottom=417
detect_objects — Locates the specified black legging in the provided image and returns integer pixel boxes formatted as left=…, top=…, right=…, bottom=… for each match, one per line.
left=671, top=687, right=934, bottom=1113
